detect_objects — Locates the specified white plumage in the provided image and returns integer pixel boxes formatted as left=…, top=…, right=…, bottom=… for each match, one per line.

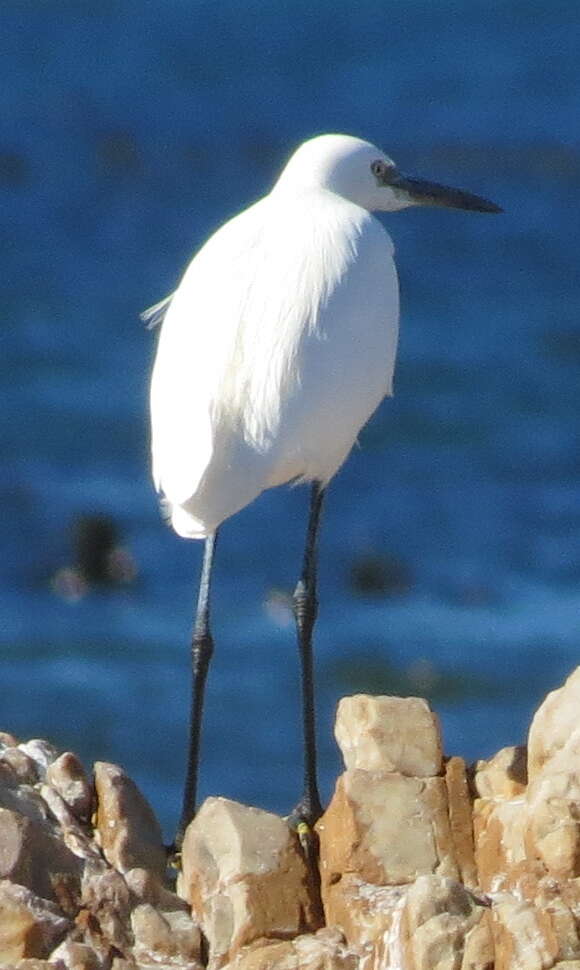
left=150, top=134, right=401, bottom=538
left=146, top=132, right=500, bottom=845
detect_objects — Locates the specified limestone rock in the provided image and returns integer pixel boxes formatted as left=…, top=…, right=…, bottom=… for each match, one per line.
left=231, top=927, right=358, bottom=970
left=472, top=735, right=580, bottom=895
left=178, top=797, right=321, bottom=968
left=321, top=872, right=403, bottom=947
left=462, top=911, right=495, bottom=970
left=18, top=740, right=59, bottom=779
left=39, top=786, right=102, bottom=866
left=0, top=747, right=39, bottom=785
left=318, top=769, right=458, bottom=889
left=528, top=668, right=580, bottom=782
left=0, top=731, right=19, bottom=746
left=46, top=753, right=93, bottom=823
left=6, top=672, right=580, bottom=970
left=444, top=757, right=477, bottom=889
left=0, top=880, right=71, bottom=962
left=472, top=746, right=527, bottom=799
left=492, top=894, right=559, bottom=970
left=473, top=796, right=529, bottom=893
left=0, top=775, right=51, bottom=824
left=48, top=939, right=102, bottom=969
left=124, top=866, right=190, bottom=912
left=0, top=807, right=82, bottom=903
left=534, top=878, right=580, bottom=962
left=400, top=875, right=493, bottom=970
left=321, top=874, right=494, bottom=970
left=93, top=762, right=165, bottom=879
left=131, top=902, right=202, bottom=967
left=13, top=960, right=55, bottom=969
left=335, top=695, right=442, bottom=776
left=80, top=865, right=134, bottom=955
left=526, top=766, right=580, bottom=880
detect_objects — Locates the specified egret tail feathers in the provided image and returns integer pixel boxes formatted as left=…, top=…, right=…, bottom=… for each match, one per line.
left=141, top=294, right=174, bottom=330
left=167, top=502, right=210, bottom=539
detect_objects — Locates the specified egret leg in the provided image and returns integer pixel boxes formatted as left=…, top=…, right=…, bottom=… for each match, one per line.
left=290, top=482, right=325, bottom=829
left=175, top=530, right=218, bottom=851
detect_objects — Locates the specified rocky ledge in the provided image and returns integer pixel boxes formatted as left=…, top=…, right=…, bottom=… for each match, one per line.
left=3, top=669, right=580, bottom=970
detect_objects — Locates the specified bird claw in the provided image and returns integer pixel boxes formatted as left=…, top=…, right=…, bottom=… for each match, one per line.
left=165, top=843, right=182, bottom=871
left=287, top=803, right=323, bottom=868
left=287, top=814, right=324, bottom=924
left=296, top=820, right=314, bottom=855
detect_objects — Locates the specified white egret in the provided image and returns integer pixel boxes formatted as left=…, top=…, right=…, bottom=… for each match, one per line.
left=145, top=133, right=501, bottom=847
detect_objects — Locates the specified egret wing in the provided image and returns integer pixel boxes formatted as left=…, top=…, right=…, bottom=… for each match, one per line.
left=150, top=199, right=271, bottom=505
left=151, top=191, right=398, bottom=529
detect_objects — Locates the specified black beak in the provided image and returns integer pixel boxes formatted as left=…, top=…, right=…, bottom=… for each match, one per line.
left=394, top=174, right=503, bottom=213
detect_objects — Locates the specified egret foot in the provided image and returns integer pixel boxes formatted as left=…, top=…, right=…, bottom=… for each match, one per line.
left=165, top=842, right=182, bottom=871
left=287, top=794, right=323, bottom=833
left=166, top=843, right=180, bottom=862
left=288, top=794, right=323, bottom=867
left=294, top=819, right=319, bottom=866
left=287, top=809, right=324, bottom=926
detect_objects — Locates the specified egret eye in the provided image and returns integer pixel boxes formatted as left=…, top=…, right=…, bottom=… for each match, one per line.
left=371, top=159, right=389, bottom=180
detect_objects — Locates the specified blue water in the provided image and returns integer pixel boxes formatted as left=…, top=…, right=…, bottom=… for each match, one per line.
left=2, top=0, right=580, bottom=837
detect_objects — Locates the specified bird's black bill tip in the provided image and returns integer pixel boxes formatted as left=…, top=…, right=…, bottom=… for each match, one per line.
left=468, top=197, right=503, bottom=215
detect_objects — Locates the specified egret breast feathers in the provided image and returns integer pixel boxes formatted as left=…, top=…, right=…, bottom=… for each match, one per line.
left=150, top=191, right=396, bottom=509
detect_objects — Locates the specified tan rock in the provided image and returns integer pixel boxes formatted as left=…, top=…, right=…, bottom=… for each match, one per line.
left=0, top=905, right=42, bottom=966
left=534, top=878, right=580, bottom=961
left=124, top=866, right=189, bottom=912
left=318, top=770, right=458, bottom=889
left=528, top=668, right=580, bottom=782
left=0, top=747, right=39, bottom=785
left=39, top=786, right=101, bottom=866
left=232, top=939, right=298, bottom=970
left=0, top=807, right=82, bottom=903
left=131, top=903, right=202, bottom=967
left=93, top=762, right=165, bottom=879
left=321, top=873, right=403, bottom=947
left=463, top=911, right=495, bottom=970
left=48, top=940, right=102, bottom=969
left=0, top=880, right=70, bottom=962
left=18, top=740, right=59, bottom=779
left=231, top=927, right=358, bottom=970
left=335, top=695, right=443, bottom=776
left=526, top=762, right=580, bottom=880
left=491, top=894, right=559, bottom=970
left=292, top=928, right=359, bottom=970
left=472, top=746, right=527, bottom=799
left=444, top=757, right=477, bottom=889
left=473, top=796, right=529, bottom=893
left=178, top=797, right=320, bottom=969
left=15, top=961, right=56, bottom=969
left=46, top=753, right=92, bottom=822
left=80, top=865, right=133, bottom=955
left=400, top=875, right=493, bottom=970
left=0, top=777, right=50, bottom=824
left=324, top=876, right=494, bottom=970
left=0, top=731, right=19, bottom=746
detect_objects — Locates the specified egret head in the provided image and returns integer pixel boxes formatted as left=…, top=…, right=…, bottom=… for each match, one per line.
left=277, top=134, right=502, bottom=214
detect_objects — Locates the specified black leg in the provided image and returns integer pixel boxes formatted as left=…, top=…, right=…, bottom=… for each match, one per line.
left=175, top=530, right=218, bottom=851
left=289, top=481, right=325, bottom=828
